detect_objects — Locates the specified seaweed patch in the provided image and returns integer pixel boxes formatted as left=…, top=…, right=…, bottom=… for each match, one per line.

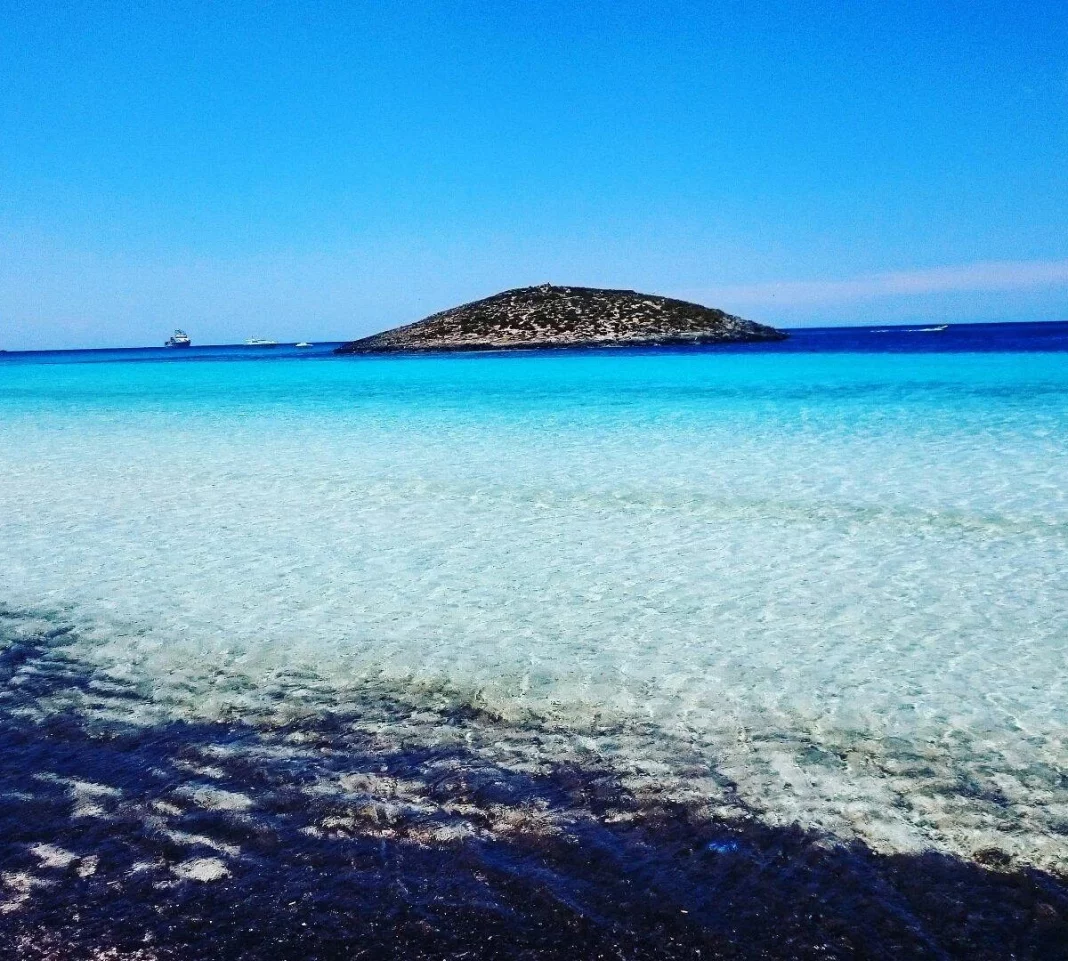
left=1, top=609, right=1065, bottom=959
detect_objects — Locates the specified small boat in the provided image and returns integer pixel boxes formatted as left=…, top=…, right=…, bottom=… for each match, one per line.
left=244, top=337, right=278, bottom=347
left=165, top=329, right=192, bottom=348
left=295, top=342, right=313, bottom=348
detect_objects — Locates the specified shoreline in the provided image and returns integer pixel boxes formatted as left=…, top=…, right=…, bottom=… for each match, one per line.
left=334, top=332, right=788, bottom=355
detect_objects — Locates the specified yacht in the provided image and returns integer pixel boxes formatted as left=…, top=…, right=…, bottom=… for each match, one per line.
left=244, top=337, right=279, bottom=347
left=295, top=342, right=313, bottom=348
left=165, top=329, right=192, bottom=348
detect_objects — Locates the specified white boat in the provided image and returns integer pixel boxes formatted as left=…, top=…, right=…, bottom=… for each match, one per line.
left=295, top=342, right=313, bottom=348
left=244, top=337, right=278, bottom=347
left=165, top=329, right=192, bottom=348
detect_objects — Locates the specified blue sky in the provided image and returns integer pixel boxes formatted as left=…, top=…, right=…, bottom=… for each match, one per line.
left=1, top=0, right=1066, bottom=349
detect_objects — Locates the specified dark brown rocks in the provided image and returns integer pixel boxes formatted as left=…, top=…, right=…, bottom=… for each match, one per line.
left=336, top=284, right=786, bottom=353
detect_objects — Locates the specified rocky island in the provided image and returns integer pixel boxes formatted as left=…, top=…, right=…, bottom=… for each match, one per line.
left=336, top=284, right=786, bottom=353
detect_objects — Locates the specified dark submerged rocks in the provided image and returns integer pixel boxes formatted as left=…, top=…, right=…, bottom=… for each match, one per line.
left=336, top=284, right=786, bottom=354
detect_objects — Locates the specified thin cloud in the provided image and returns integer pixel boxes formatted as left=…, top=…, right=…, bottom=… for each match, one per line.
left=697, top=259, right=1068, bottom=308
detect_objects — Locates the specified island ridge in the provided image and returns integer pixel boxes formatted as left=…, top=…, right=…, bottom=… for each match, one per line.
left=336, top=284, right=786, bottom=353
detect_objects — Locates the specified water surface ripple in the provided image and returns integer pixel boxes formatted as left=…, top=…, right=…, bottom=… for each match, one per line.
left=1, top=333, right=1066, bottom=900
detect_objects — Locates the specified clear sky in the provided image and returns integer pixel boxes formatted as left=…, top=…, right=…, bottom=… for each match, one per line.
left=1, top=0, right=1066, bottom=349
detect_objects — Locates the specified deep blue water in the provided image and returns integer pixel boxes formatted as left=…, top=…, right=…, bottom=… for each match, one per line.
left=3, top=320, right=1067, bottom=365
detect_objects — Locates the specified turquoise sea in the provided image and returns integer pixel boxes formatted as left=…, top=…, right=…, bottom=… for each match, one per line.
left=1, top=324, right=1067, bottom=953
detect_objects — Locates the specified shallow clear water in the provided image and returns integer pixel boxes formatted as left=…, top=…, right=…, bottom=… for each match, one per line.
left=2, top=328, right=1066, bottom=869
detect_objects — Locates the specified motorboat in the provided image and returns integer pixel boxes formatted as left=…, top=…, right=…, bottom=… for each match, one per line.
left=165, top=329, right=192, bottom=347
left=295, top=342, right=313, bottom=348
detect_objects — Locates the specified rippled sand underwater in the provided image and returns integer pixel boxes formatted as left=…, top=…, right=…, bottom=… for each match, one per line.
left=1, top=345, right=1066, bottom=890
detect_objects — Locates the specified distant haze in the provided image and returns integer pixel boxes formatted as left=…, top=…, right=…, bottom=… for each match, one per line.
left=1, top=1, right=1066, bottom=350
